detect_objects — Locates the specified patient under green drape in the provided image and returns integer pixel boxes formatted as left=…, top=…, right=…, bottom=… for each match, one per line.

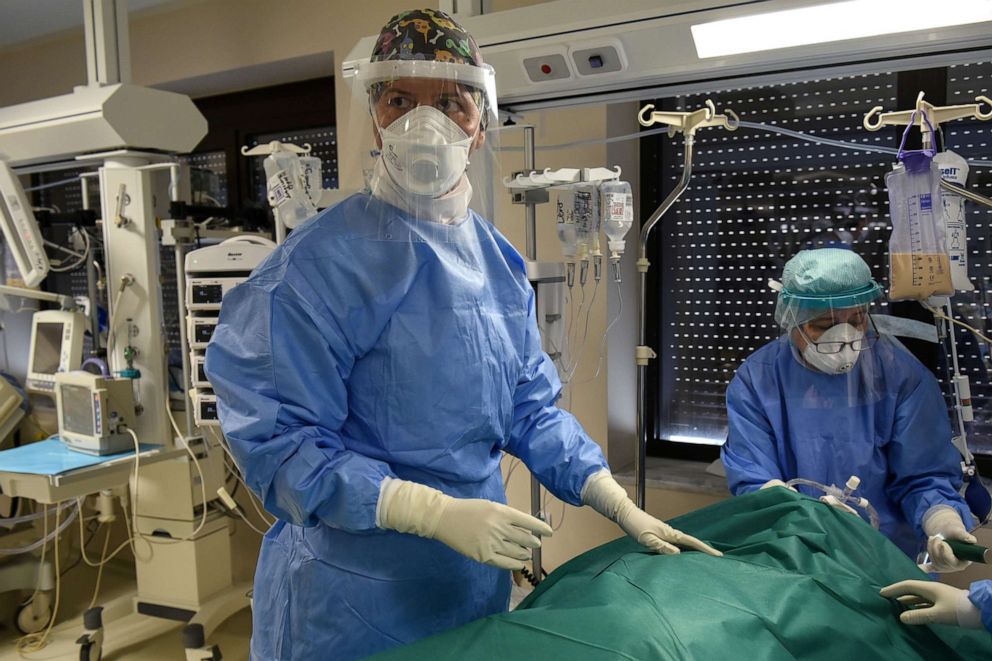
left=371, top=488, right=992, bottom=660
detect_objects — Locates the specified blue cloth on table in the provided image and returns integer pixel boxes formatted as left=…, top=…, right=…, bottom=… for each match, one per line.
left=0, top=439, right=153, bottom=475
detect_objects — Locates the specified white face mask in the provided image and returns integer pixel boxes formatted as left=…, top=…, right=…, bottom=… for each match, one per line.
left=378, top=106, right=474, bottom=198
left=801, top=322, right=865, bottom=374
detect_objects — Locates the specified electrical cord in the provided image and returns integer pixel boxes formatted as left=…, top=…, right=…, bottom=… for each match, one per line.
left=15, top=505, right=63, bottom=653
left=140, top=411, right=210, bottom=544
left=46, top=227, right=92, bottom=273
left=207, top=427, right=275, bottom=528
left=87, top=526, right=113, bottom=611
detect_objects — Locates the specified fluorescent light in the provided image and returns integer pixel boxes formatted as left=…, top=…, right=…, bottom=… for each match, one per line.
left=667, top=434, right=726, bottom=446
left=691, top=0, right=992, bottom=59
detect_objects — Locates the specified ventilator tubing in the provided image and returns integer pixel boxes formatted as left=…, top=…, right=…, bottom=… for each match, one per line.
left=786, top=476, right=881, bottom=529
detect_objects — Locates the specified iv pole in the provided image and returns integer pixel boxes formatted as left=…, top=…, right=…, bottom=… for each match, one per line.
left=633, top=100, right=738, bottom=509
left=863, top=91, right=992, bottom=487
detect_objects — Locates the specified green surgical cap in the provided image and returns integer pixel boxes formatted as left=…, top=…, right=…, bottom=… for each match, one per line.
left=774, top=248, right=882, bottom=328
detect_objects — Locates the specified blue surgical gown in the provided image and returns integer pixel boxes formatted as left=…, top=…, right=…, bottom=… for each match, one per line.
left=969, top=580, right=992, bottom=632
left=721, top=335, right=973, bottom=557
left=205, top=193, right=608, bottom=661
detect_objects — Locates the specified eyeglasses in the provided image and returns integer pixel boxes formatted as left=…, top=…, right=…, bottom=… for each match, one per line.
left=798, top=315, right=878, bottom=354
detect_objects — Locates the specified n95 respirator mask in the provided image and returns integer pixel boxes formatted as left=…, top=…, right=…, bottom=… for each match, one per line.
left=378, top=106, right=474, bottom=198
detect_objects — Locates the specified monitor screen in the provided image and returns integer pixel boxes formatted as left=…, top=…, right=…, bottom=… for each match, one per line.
left=61, top=384, right=95, bottom=436
left=31, top=322, right=64, bottom=374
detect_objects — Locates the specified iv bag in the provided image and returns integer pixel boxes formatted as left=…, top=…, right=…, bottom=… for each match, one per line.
left=299, top=156, right=324, bottom=208
left=933, top=150, right=973, bottom=291
left=600, top=179, right=633, bottom=258
left=555, top=191, right=578, bottom=260
left=886, top=114, right=953, bottom=302
left=264, top=151, right=318, bottom=229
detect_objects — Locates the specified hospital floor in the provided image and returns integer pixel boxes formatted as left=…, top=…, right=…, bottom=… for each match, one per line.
left=0, top=561, right=251, bottom=660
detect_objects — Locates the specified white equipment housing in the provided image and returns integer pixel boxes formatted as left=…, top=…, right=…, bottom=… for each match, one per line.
left=0, top=83, right=207, bottom=166
left=26, top=310, right=86, bottom=395
left=343, top=0, right=992, bottom=111
left=188, top=316, right=218, bottom=350
left=55, top=371, right=136, bottom=455
left=0, top=160, right=49, bottom=288
left=192, top=391, right=218, bottom=428
left=186, top=277, right=249, bottom=312
left=184, top=239, right=275, bottom=426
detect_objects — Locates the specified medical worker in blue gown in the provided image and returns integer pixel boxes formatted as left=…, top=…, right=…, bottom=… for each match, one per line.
left=205, top=9, right=720, bottom=661
left=721, top=248, right=976, bottom=565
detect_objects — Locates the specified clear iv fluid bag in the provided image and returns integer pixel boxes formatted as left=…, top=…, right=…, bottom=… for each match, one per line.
left=934, top=150, right=973, bottom=292
left=556, top=190, right=578, bottom=259
left=886, top=158, right=953, bottom=301
left=299, top=156, right=324, bottom=207
left=601, top=180, right=633, bottom=257
left=264, top=151, right=318, bottom=229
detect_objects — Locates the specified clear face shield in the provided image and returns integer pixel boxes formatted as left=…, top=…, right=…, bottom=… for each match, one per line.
left=341, top=59, right=501, bottom=225
left=785, top=303, right=879, bottom=375
left=773, top=280, right=887, bottom=386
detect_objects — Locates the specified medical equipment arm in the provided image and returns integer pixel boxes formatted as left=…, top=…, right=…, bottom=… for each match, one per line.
left=581, top=469, right=722, bottom=556
left=205, top=279, right=396, bottom=532
left=886, top=372, right=975, bottom=538
left=721, top=370, right=788, bottom=495
left=377, top=478, right=552, bottom=570
left=503, top=287, right=610, bottom=505
left=880, top=580, right=984, bottom=629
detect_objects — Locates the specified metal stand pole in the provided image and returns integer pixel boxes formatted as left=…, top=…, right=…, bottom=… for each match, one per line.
left=522, top=125, right=543, bottom=580
left=634, top=136, right=694, bottom=509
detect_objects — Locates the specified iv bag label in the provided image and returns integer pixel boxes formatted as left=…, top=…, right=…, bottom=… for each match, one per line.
left=605, top=192, right=626, bottom=221
left=268, top=171, right=292, bottom=206
left=920, top=193, right=932, bottom=211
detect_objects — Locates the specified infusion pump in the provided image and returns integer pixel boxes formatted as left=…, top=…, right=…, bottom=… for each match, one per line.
left=184, top=237, right=274, bottom=426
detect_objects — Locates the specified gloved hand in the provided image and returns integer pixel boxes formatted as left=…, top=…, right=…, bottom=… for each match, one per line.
left=760, top=479, right=797, bottom=491
left=819, top=494, right=859, bottom=516
left=880, top=580, right=984, bottom=628
left=581, top=470, right=722, bottom=557
left=377, top=478, right=552, bottom=570
left=922, top=506, right=977, bottom=573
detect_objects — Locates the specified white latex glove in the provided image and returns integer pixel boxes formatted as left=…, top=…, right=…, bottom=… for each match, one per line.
left=880, top=580, right=984, bottom=628
left=922, top=506, right=977, bottom=573
left=760, top=479, right=797, bottom=491
left=581, top=470, right=722, bottom=557
left=377, top=478, right=553, bottom=570
left=819, top=494, right=859, bottom=516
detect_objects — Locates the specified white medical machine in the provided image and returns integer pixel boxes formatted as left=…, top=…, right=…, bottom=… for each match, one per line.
left=184, top=237, right=274, bottom=426
left=25, top=310, right=86, bottom=395
left=190, top=355, right=209, bottom=388
left=55, top=371, right=136, bottom=455
left=188, top=316, right=218, bottom=350
left=0, top=159, right=49, bottom=288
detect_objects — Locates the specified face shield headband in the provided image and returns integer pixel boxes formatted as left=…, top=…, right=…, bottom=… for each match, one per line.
left=347, top=59, right=498, bottom=129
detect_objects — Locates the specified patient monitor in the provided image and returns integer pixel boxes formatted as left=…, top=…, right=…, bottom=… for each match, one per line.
left=26, top=310, right=85, bottom=394
left=55, top=371, right=135, bottom=455
left=0, top=160, right=49, bottom=288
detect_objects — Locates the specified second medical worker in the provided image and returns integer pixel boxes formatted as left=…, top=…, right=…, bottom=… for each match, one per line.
left=721, top=248, right=975, bottom=565
left=206, top=8, right=721, bottom=661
